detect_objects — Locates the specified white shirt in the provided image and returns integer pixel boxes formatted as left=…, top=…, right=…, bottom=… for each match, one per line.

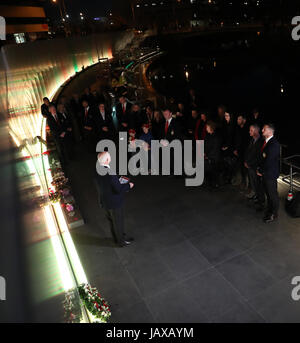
left=52, top=113, right=58, bottom=121
left=167, top=117, right=173, bottom=125
left=100, top=111, right=105, bottom=121
left=266, top=135, right=273, bottom=144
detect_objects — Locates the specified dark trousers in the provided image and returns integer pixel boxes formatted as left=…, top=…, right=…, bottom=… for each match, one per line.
left=248, top=167, right=260, bottom=196
left=83, top=130, right=96, bottom=153
left=104, top=207, right=125, bottom=244
left=205, top=160, right=219, bottom=186
left=258, top=177, right=280, bottom=216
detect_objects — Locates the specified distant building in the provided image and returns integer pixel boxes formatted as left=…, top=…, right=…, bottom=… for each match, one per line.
left=0, top=0, right=49, bottom=44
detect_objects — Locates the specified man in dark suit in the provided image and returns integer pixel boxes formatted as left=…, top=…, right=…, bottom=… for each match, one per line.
left=81, top=100, right=97, bottom=152
left=161, top=107, right=184, bottom=142
left=95, top=152, right=134, bottom=247
left=257, top=123, right=281, bottom=223
left=47, top=105, right=68, bottom=166
left=93, top=103, right=116, bottom=142
left=116, top=96, right=132, bottom=132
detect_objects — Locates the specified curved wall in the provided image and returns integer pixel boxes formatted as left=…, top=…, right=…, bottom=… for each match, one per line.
left=1, top=30, right=134, bottom=145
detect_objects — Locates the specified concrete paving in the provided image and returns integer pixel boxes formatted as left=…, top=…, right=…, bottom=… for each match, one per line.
left=67, top=147, right=300, bottom=323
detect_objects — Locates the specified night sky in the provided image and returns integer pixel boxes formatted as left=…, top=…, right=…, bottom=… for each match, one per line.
left=44, top=0, right=113, bottom=20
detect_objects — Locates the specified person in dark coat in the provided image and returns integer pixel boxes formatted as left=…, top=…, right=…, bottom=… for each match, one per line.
left=195, top=112, right=208, bottom=141
left=94, top=152, right=134, bottom=247
left=221, top=111, right=237, bottom=183
left=41, top=97, right=54, bottom=118
left=116, top=96, right=132, bottom=132
left=139, top=123, right=154, bottom=172
left=186, top=109, right=200, bottom=140
left=248, top=108, right=264, bottom=130
left=244, top=124, right=264, bottom=201
left=47, top=105, right=69, bottom=166
left=69, top=93, right=83, bottom=141
left=204, top=121, right=222, bottom=187
left=57, top=103, right=74, bottom=160
left=257, top=123, right=281, bottom=223
left=81, top=100, right=97, bottom=153
left=151, top=110, right=164, bottom=140
left=129, top=103, right=144, bottom=135
left=233, top=114, right=250, bottom=188
left=93, top=103, right=116, bottom=142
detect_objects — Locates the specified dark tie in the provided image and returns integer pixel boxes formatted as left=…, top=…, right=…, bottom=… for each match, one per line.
left=261, top=140, right=267, bottom=152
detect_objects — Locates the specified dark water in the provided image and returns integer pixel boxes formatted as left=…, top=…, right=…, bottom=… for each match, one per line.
left=146, top=30, right=300, bottom=156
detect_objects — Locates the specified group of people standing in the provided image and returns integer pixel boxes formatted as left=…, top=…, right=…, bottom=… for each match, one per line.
left=41, top=85, right=281, bottom=247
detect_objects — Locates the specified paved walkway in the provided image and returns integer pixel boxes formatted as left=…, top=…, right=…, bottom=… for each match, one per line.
left=67, top=145, right=300, bottom=323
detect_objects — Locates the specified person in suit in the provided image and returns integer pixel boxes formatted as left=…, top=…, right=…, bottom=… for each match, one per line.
left=116, top=96, right=132, bottom=132
left=93, top=103, right=116, bottom=142
left=160, top=107, right=184, bottom=142
left=47, top=105, right=68, bottom=166
left=234, top=114, right=250, bottom=189
left=129, top=103, right=144, bottom=135
left=160, top=107, right=185, bottom=176
left=244, top=124, right=264, bottom=201
left=81, top=100, right=97, bottom=153
left=57, top=103, right=74, bottom=160
left=257, top=123, right=281, bottom=223
left=95, top=152, right=134, bottom=247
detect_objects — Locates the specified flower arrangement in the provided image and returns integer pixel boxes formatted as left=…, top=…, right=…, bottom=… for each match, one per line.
left=78, top=284, right=111, bottom=323
left=51, top=173, right=69, bottom=190
left=48, top=189, right=62, bottom=203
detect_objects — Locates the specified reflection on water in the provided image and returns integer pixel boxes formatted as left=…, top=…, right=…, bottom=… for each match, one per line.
left=147, top=30, right=300, bottom=154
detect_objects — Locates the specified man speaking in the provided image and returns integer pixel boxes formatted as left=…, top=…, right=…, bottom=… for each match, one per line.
left=95, top=152, right=134, bottom=247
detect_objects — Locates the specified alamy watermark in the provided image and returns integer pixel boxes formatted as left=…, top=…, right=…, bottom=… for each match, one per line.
left=0, top=16, right=6, bottom=41
left=292, top=16, right=300, bottom=41
left=96, top=133, right=204, bottom=187
left=291, top=276, right=300, bottom=301
left=0, top=276, right=6, bottom=301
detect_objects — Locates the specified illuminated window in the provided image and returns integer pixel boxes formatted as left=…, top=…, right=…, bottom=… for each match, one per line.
left=14, top=33, right=26, bottom=44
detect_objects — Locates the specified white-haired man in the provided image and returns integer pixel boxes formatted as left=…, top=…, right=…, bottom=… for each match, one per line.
left=95, top=152, right=134, bottom=247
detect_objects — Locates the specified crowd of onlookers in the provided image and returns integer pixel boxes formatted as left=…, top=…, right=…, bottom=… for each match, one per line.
left=41, top=84, right=281, bottom=223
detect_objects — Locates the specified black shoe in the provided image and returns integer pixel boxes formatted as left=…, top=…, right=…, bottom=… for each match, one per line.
left=123, top=236, right=134, bottom=242
left=263, top=214, right=278, bottom=223
left=118, top=239, right=133, bottom=247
